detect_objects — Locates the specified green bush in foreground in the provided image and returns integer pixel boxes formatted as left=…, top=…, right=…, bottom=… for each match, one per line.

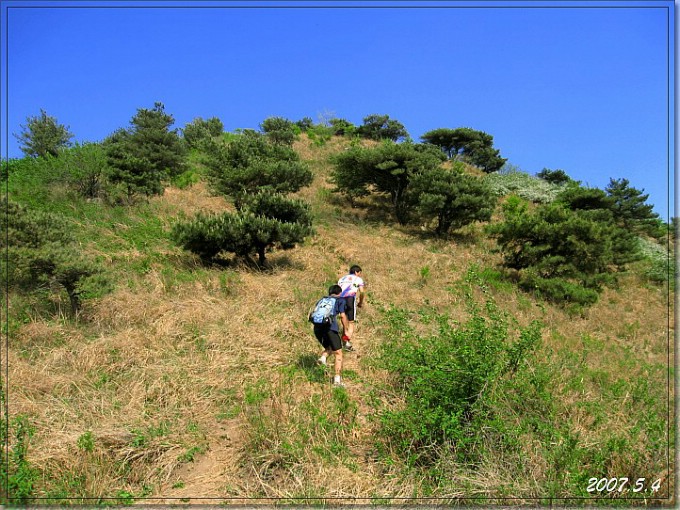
left=375, top=282, right=542, bottom=466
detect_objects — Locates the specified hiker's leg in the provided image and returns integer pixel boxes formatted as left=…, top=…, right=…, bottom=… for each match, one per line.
left=343, top=296, right=356, bottom=340
left=315, top=325, right=331, bottom=362
left=328, top=331, right=344, bottom=378
left=346, top=321, right=355, bottom=340
left=332, top=348, right=343, bottom=377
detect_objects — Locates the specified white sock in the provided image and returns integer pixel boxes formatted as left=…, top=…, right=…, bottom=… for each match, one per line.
left=334, top=375, right=341, bottom=384
left=319, top=355, right=327, bottom=365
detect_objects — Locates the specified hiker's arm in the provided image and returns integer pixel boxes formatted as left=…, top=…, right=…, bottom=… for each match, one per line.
left=358, top=286, right=366, bottom=307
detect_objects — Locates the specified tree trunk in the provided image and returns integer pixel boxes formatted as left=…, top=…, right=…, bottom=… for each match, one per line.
left=61, top=281, right=80, bottom=317
left=257, top=246, right=267, bottom=267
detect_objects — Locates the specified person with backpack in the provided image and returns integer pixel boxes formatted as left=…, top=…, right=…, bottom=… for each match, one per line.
left=309, top=284, right=350, bottom=387
left=337, top=265, right=366, bottom=351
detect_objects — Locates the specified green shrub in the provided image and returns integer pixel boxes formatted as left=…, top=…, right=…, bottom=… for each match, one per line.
left=260, top=116, right=299, bottom=146
left=1, top=199, right=111, bottom=315
left=637, top=236, right=675, bottom=287
left=1, top=412, right=39, bottom=505
left=375, top=289, right=542, bottom=465
left=182, top=116, right=224, bottom=149
left=306, top=124, right=333, bottom=147
left=172, top=192, right=313, bottom=266
left=518, top=272, right=600, bottom=307
left=488, top=196, right=640, bottom=306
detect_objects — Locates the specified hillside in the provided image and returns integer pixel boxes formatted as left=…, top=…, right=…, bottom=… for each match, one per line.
left=4, top=134, right=675, bottom=506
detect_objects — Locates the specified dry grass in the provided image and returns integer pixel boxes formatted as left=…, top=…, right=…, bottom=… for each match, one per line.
left=6, top=135, right=674, bottom=504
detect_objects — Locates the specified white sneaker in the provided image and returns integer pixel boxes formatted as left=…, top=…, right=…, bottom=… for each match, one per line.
left=333, top=378, right=345, bottom=388
left=317, top=356, right=327, bottom=366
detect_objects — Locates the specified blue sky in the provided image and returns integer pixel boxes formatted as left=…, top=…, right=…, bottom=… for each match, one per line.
left=1, top=0, right=674, bottom=218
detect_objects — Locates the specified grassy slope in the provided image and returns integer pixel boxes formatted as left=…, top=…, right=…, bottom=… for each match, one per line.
left=7, top=135, right=674, bottom=505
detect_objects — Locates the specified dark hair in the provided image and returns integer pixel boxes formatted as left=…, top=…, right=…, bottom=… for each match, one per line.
left=329, top=284, right=342, bottom=295
left=349, top=265, right=362, bottom=274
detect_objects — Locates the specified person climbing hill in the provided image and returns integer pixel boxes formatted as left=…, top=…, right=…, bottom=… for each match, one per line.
left=309, top=284, right=350, bottom=387
left=337, top=265, right=366, bottom=351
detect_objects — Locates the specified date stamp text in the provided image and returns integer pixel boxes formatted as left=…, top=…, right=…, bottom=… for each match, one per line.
left=586, top=477, right=662, bottom=494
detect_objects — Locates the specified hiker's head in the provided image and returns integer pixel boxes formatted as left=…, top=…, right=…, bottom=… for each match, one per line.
left=349, top=265, right=362, bottom=275
left=329, top=284, right=342, bottom=296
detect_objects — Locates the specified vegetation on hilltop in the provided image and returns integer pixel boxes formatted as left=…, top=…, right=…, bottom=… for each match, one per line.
left=1, top=106, right=674, bottom=506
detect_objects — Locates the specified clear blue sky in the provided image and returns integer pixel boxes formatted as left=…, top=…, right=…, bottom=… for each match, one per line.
left=1, top=0, right=674, bottom=218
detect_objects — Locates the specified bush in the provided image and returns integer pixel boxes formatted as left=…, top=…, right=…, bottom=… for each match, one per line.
left=0, top=411, right=38, bottom=505
left=260, top=116, right=299, bottom=146
left=1, top=199, right=110, bottom=315
left=637, top=236, right=675, bottom=287
left=182, top=116, right=224, bottom=149
left=488, top=195, right=640, bottom=306
left=518, top=272, right=600, bottom=307
left=3, top=156, right=68, bottom=210
left=375, top=274, right=542, bottom=465
left=329, top=118, right=356, bottom=137
left=172, top=192, right=313, bottom=266
left=306, top=124, right=334, bottom=147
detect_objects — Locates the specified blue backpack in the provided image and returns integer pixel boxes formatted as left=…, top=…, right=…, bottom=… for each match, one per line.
left=309, top=296, right=336, bottom=325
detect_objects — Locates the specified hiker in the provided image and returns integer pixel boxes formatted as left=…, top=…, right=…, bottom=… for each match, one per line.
left=337, top=265, right=366, bottom=351
left=310, top=284, right=350, bottom=387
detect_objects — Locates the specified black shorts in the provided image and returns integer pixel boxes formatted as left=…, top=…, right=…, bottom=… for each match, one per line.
left=313, top=324, right=343, bottom=352
left=344, top=296, right=357, bottom=321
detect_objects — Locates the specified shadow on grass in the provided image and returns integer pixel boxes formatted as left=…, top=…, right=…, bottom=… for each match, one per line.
left=295, top=353, right=328, bottom=383
left=173, top=252, right=307, bottom=273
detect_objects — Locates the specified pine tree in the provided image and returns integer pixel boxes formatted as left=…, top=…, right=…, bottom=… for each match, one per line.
left=411, top=163, right=496, bottom=236
left=356, top=114, right=409, bottom=142
left=203, top=131, right=312, bottom=202
left=331, top=141, right=446, bottom=224
left=104, top=102, right=187, bottom=201
left=171, top=192, right=313, bottom=266
left=1, top=199, right=107, bottom=315
left=488, top=196, right=640, bottom=306
left=605, top=178, right=660, bottom=235
left=182, top=116, right=224, bottom=149
left=14, top=109, right=74, bottom=158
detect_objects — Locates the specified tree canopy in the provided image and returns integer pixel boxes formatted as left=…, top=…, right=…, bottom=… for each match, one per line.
left=605, top=178, right=660, bottom=236
left=421, top=127, right=506, bottom=173
left=203, top=131, right=313, bottom=202
left=356, top=114, right=409, bottom=142
left=331, top=141, right=446, bottom=224
left=412, top=163, right=497, bottom=236
left=182, top=116, right=224, bottom=149
left=104, top=102, right=187, bottom=201
left=14, top=109, right=74, bottom=158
